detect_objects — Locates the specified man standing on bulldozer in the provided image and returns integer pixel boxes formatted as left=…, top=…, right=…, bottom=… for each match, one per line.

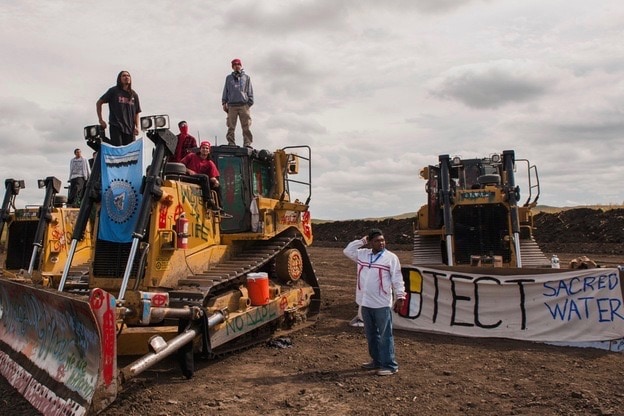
left=67, top=148, right=90, bottom=207
left=222, top=58, right=254, bottom=148
left=96, top=70, right=142, bottom=146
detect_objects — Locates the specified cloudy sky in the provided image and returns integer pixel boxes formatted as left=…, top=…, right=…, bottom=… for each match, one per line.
left=1, top=1, right=623, bottom=220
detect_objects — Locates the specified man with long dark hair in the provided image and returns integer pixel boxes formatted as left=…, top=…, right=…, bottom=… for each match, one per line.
left=96, top=70, right=142, bottom=146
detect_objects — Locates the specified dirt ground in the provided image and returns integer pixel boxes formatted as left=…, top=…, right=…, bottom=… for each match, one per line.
left=3, top=209, right=624, bottom=415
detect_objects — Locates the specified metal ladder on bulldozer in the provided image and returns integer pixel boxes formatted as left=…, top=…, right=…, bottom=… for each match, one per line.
left=412, top=233, right=443, bottom=265
left=519, top=237, right=551, bottom=267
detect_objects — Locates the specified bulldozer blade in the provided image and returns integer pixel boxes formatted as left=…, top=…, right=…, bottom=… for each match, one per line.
left=0, top=280, right=118, bottom=415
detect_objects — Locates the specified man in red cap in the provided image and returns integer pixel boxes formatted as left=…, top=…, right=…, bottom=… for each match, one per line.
left=221, top=58, right=254, bottom=147
left=181, top=141, right=222, bottom=210
left=180, top=141, right=219, bottom=187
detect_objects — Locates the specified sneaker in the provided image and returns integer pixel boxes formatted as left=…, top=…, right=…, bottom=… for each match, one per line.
left=361, top=361, right=378, bottom=370
left=376, top=368, right=398, bottom=376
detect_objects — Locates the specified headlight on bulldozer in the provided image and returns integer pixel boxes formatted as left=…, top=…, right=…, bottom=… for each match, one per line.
left=84, top=125, right=105, bottom=140
left=9, top=179, right=25, bottom=192
left=141, top=115, right=170, bottom=131
left=287, top=154, right=299, bottom=174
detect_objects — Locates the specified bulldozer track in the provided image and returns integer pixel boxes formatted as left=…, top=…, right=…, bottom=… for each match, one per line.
left=169, top=232, right=308, bottom=306
left=167, top=231, right=320, bottom=359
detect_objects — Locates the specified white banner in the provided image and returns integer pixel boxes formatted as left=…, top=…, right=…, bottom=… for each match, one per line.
left=394, top=265, right=624, bottom=343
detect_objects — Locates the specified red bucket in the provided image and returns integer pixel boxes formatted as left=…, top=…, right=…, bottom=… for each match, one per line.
left=247, top=272, right=270, bottom=306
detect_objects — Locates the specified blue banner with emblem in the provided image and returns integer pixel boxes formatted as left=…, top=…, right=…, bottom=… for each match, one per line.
left=98, top=139, right=143, bottom=242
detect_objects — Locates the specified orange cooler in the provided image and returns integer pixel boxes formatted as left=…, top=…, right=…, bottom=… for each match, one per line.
left=247, top=272, right=270, bottom=306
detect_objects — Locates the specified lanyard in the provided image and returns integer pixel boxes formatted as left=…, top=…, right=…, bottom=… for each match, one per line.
left=369, top=249, right=385, bottom=268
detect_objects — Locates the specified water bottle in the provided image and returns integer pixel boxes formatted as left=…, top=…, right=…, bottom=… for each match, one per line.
left=551, top=254, right=560, bottom=269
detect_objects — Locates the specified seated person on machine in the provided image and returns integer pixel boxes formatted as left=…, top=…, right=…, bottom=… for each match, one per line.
left=180, top=141, right=221, bottom=208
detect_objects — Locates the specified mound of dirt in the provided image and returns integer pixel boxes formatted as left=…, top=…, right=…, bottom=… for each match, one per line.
left=313, top=217, right=415, bottom=249
left=313, top=208, right=624, bottom=255
left=533, top=208, right=624, bottom=255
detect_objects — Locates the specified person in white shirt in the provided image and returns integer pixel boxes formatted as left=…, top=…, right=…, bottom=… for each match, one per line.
left=68, top=148, right=90, bottom=207
left=343, top=228, right=405, bottom=376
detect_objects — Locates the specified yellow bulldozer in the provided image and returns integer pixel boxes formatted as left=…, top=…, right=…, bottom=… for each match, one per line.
left=1, top=176, right=93, bottom=286
left=413, top=150, right=550, bottom=267
left=0, top=115, right=320, bottom=415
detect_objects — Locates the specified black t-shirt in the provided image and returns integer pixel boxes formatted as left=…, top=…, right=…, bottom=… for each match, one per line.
left=100, top=86, right=142, bottom=134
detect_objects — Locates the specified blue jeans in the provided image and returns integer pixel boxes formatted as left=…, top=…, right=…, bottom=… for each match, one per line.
left=361, top=306, right=398, bottom=371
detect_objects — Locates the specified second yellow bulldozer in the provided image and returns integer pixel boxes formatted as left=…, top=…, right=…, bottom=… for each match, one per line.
left=413, top=150, right=550, bottom=268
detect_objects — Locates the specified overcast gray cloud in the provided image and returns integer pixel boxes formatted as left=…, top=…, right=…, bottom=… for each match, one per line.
left=0, top=0, right=623, bottom=220
left=429, top=60, right=558, bottom=108
left=222, top=1, right=350, bottom=33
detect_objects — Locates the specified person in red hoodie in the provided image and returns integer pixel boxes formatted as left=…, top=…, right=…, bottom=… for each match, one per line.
left=171, top=120, right=198, bottom=163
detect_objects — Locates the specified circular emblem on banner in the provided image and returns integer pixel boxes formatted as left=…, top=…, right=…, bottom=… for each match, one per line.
left=103, top=179, right=139, bottom=224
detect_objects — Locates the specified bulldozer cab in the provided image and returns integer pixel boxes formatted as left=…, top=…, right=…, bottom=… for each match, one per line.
left=453, top=159, right=501, bottom=190
left=214, top=146, right=271, bottom=233
left=213, top=145, right=312, bottom=235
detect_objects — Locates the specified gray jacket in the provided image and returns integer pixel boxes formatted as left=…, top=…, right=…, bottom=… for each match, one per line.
left=221, top=70, right=254, bottom=106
